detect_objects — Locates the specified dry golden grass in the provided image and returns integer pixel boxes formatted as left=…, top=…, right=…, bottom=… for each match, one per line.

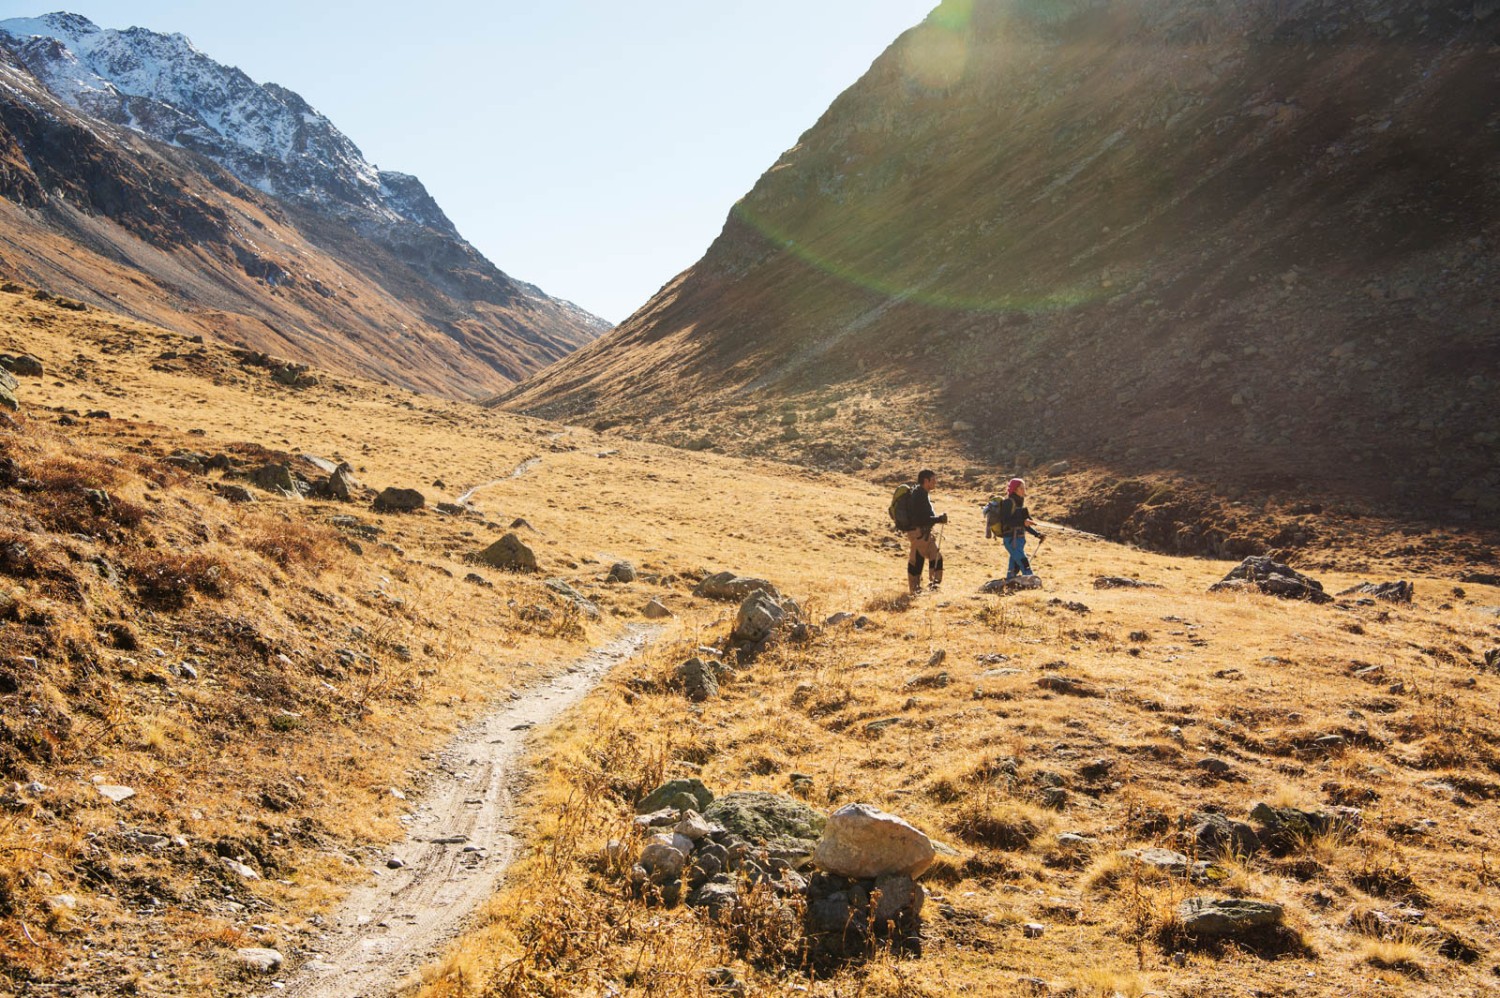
left=2, top=293, right=1499, bottom=997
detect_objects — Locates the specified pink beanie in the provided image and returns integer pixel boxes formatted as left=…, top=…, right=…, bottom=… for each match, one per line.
left=1007, top=478, right=1025, bottom=494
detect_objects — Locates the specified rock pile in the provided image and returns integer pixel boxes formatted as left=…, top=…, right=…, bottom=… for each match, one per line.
left=1209, top=556, right=1332, bottom=604
left=620, top=785, right=934, bottom=961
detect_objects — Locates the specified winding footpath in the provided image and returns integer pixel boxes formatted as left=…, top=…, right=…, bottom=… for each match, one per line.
left=274, top=627, right=657, bottom=998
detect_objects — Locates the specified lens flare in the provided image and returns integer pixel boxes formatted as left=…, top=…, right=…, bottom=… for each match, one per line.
left=730, top=201, right=1100, bottom=315
left=900, top=21, right=970, bottom=91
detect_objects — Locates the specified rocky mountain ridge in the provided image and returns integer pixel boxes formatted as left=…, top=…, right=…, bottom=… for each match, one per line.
left=499, top=0, right=1500, bottom=524
left=0, top=12, right=608, bottom=396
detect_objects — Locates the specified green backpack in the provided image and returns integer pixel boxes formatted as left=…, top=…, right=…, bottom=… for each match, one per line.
left=889, top=483, right=917, bottom=532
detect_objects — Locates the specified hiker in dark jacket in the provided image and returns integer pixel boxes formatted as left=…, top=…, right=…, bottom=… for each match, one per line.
left=906, top=469, right=948, bottom=593
left=997, top=478, right=1044, bottom=579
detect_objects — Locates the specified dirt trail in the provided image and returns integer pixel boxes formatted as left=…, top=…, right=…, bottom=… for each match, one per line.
left=456, top=456, right=542, bottom=504
left=276, top=627, right=656, bottom=998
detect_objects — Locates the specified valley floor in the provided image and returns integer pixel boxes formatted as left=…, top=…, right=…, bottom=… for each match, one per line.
left=1, top=290, right=1498, bottom=997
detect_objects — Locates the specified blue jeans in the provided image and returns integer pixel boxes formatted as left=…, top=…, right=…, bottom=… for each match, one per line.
left=1003, top=532, right=1032, bottom=578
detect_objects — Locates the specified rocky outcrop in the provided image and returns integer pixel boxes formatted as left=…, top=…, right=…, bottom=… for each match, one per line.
left=1210, top=556, right=1332, bottom=604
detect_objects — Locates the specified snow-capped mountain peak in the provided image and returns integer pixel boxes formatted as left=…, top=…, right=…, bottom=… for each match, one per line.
left=0, top=12, right=454, bottom=234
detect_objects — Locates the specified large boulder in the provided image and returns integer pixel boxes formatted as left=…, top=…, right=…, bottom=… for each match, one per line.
left=372, top=487, right=425, bottom=513
left=472, top=533, right=538, bottom=572
left=1177, top=897, right=1284, bottom=938
left=813, top=803, right=935, bottom=880
left=1209, top=556, right=1331, bottom=604
left=694, top=571, right=780, bottom=602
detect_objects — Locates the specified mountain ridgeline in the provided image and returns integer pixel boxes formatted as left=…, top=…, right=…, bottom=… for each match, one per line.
left=499, top=0, right=1499, bottom=523
left=0, top=13, right=608, bottom=396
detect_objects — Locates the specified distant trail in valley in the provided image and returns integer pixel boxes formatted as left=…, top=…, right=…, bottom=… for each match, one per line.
left=456, top=456, right=542, bottom=504
left=276, top=627, right=657, bottom=998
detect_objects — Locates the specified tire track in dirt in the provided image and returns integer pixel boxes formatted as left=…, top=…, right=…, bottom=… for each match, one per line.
left=276, top=626, right=657, bottom=998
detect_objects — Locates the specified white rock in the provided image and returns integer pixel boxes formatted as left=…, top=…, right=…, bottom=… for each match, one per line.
left=674, top=812, right=722, bottom=842
left=96, top=785, right=135, bottom=803
left=814, top=803, right=936, bottom=879
left=638, top=834, right=687, bottom=881
left=223, top=858, right=260, bottom=880
left=235, top=947, right=284, bottom=973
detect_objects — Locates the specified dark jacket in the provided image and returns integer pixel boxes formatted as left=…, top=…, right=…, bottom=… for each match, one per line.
left=909, top=485, right=941, bottom=529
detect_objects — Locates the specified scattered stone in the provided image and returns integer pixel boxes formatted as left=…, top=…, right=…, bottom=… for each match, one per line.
left=675, top=810, right=723, bottom=842
left=1023, top=922, right=1046, bottom=939
left=1177, top=897, right=1284, bottom=938
left=1197, top=758, right=1236, bottom=777
left=677, top=657, right=721, bottom=702
left=825, top=611, right=856, bottom=626
left=223, top=858, right=260, bottom=880
left=386, top=857, right=406, bottom=869
left=1036, top=675, right=1098, bottom=697
left=96, top=785, right=135, bottom=803
left=608, top=561, right=637, bottom=583
left=463, top=572, right=492, bottom=588
left=642, top=598, right=673, bottom=619
left=0, top=354, right=43, bottom=377
left=1210, top=556, right=1332, bottom=604
left=981, top=576, right=1044, bottom=594
left=471, top=533, right=538, bottom=572
left=250, top=463, right=299, bottom=496
left=1337, top=581, right=1414, bottom=603
left=814, top=802, right=935, bottom=880
left=372, top=487, right=425, bottom=513
left=1093, top=576, right=1163, bottom=589
left=235, top=948, right=284, bottom=974
left=544, top=578, right=601, bottom=618
left=1192, top=813, right=1262, bottom=856
left=638, top=833, right=691, bottom=882
left=214, top=483, right=256, bottom=504
left=637, top=778, right=714, bottom=815
left=316, top=464, right=360, bottom=502
left=1039, top=787, right=1069, bottom=809
left=732, top=590, right=787, bottom=645
left=694, top=571, right=780, bottom=601
left=1250, top=802, right=1361, bottom=852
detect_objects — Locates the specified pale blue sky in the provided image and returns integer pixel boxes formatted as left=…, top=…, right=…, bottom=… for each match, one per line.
left=0, top=2, right=935, bottom=322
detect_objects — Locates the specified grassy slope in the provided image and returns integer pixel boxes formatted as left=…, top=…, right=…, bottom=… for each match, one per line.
left=2, top=289, right=1499, bottom=996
